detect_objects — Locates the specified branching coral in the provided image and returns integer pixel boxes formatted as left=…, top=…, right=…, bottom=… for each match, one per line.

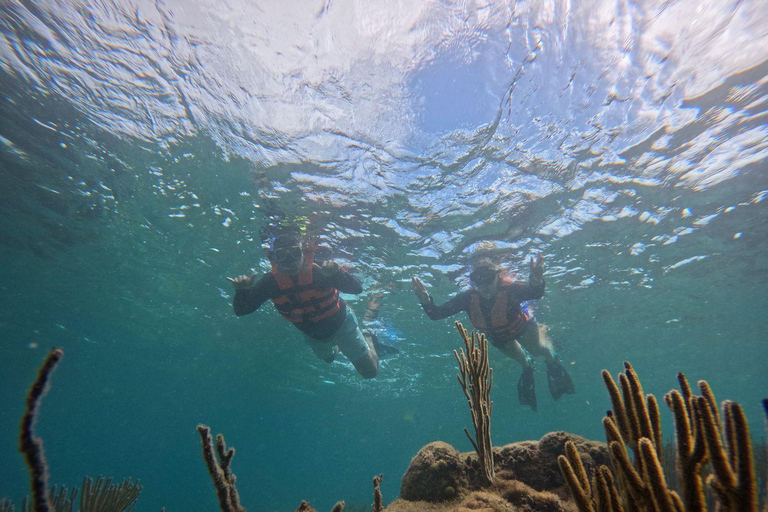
left=453, top=321, right=495, bottom=484
left=197, top=424, right=347, bottom=512
left=19, top=348, right=63, bottom=512
left=197, top=425, right=245, bottom=512
left=558, top=361, right=767, bottom=512
left=373, top=474, right=383, bottom=512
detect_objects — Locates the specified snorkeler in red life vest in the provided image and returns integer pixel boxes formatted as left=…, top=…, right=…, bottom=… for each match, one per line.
left=227, top=234, right=380, bottom=378
left=412, top=256, right=574, bottom=411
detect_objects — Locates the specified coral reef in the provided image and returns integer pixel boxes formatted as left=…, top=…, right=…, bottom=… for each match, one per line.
left=395, top=431, right=607, bottom=511
left=558, top=361, right=768, bottom=512
left=453, top=321, right=495, bottom=484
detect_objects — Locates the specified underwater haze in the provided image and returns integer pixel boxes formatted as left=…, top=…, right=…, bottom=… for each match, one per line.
left=1, top=0, right=767, bottom=511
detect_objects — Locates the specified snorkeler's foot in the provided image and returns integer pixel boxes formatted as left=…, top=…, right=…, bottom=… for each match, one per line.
left=547, top=361, right=575, bottom=400
left=366, top=330, right=400, bottom=357
left=517, top=365, right=537, bottom=412
left=356, top=331, right=379, bottom=378
left=324, top=345, right=340, bottom=364
left=362, top=331, right=380, bottom=359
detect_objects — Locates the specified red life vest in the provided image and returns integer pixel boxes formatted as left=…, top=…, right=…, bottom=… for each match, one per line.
left=270, top=252, right=341, bottom=324
left=468, top=275, right=529, bottom=336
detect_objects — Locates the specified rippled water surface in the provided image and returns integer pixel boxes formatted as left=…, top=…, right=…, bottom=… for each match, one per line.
left=1, top=1, right=767, bottom=511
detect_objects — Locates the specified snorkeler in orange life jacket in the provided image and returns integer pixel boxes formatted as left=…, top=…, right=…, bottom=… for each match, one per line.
left=227, top=233, right=381, bottom=379
left=412, top=256, right=574, bottom=411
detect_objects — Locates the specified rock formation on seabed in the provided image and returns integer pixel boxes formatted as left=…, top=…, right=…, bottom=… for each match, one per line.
left=382, top=431, right=606, bottom=512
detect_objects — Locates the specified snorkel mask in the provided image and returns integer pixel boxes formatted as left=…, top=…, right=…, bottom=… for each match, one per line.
left=470, top=259, right=500, bottom=289
left=269, top=234, right=304, bottom=272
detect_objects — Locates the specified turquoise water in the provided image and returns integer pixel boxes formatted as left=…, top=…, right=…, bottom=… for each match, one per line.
left=1, top=2, right=767, bottom=511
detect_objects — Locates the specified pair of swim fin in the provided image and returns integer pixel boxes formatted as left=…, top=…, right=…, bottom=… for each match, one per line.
left=517, top=361, right=575, bottom=412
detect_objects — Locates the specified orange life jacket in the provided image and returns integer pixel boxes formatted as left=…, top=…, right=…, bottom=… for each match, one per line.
left=270, top=252, right=341, bottom=324
left=468, top=275, right=529, bottom=336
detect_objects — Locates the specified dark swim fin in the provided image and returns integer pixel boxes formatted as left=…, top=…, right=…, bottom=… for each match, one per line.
left=517, top=365, right=537, bottom=412
left=547, top=361, right=575, bottom=400
left=367, top=331, right=400, bottom=357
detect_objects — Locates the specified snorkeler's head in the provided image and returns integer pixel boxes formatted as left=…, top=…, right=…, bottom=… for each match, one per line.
left=270, top=234, right=304, bottom=266
left=470, top=259, right=500, bottom=288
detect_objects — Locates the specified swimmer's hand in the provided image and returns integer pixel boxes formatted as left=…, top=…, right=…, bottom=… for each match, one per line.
left=227, top=274, right=257, bottom=290
left=316, top=261, right=340, bottom=277
left=411, top=276, right=431, bottom=305
left=529, top=254, right=544, bottom=287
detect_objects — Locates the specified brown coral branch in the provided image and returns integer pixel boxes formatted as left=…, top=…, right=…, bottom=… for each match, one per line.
left=197, top=425, right=244, bottom=512
left=19, top=347, right=64, bottom=512
left=599, top=466, right=625, bottom=512
left=609, top=441, right=646, bottom=504
left=372, top=474, right=383, bottom=512
left=677, top=372, right=694, bottom=421
left=216, top=434, right=235, bottom=481
left=557, top=448, right=596, bottom=512
left=592, top=472, right=610, bottom=512
left=698, top=380, right=721, bottom=433
left=603, top=370, right=632, bottom=447
left=624, top=363, right=654, bottom=449
left=618, top=373, right=641, bottom=454
left=566, top=441, right=591, bottom=492
left=670, top=491, right=684, bottom=512
left=647, top=394, right=664, bottom=461
left=724, top=401, right=738, bottom=471
left=603, top=416, right=623, bottom=448
left=637, top=438, right=676, bottom=512
left=665, top=390, right=706, bottom=512
left=763, top=399, right=768, bottom=512
left=730, top=402, right=757, bottom=512
left=698, top=397, right=737, bottom=493
left=453, top=321, right=495, bottom=484
left=463, top=427, right=480, bottom=454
